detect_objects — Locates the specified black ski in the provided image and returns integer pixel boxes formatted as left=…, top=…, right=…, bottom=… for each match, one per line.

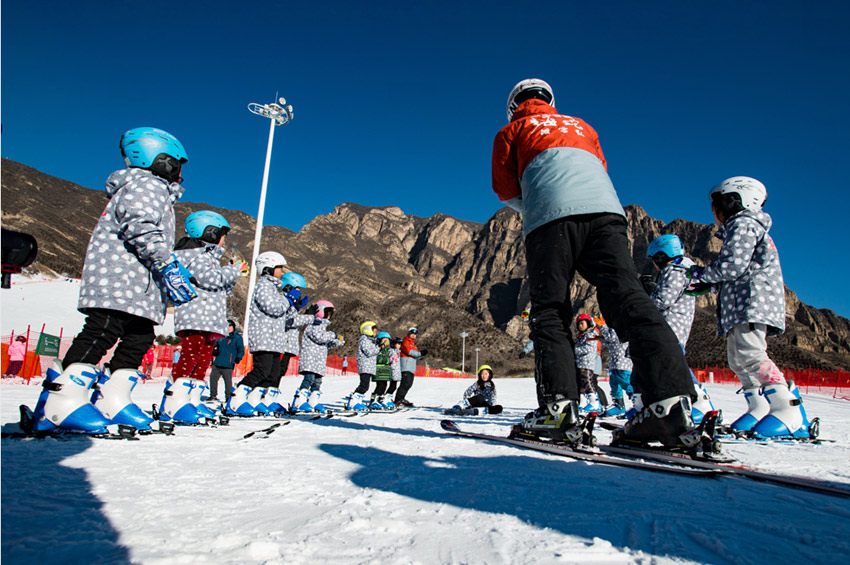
left=240, top=421, right=289, bottom=440
left=440, top=420, right=719, bottom=477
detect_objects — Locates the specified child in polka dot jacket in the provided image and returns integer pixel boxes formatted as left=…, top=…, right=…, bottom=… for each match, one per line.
left=687, top=177, right=810, bottom=439
left=574, top=314, right=601, bottom=412
left=291, top=301, right=344, bottom=413
left=34, top=128, right=194, bottom=434
left=171, top=211, right=248, bottom=382
left=229, top=251, right=292, bottom=415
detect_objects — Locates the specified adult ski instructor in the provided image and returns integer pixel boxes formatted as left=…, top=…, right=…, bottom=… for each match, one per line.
left=394, top=327, right=427, bottom=407
left=491, top=78, right=696, bottom=447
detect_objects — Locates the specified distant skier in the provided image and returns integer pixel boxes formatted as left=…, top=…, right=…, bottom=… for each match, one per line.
left=368, top=332, right=395, bottom=410
left=395, top=327, right=427, bottom=407
left=208, top=320, right=244, bottom=404
left=444, top=365, right=503, bottom=415
left=158, top=210, right=248, bottom=424
left=385, top=337, right=403, bottom=400
left=491, top=78, right=696, bottom=446
left=594, top=317, right=633, bottom=417
left=686, top=177, right=810, bottom=438
left=33, top=127, right=193, bottom=434
left=291, top=301, right=343, bottom=413
left=345, top=321, right=381, bottom=411
left=645, top=234, right=715, bottom=424
left=574, top=314, right=602, bottom=412
left=5, top=336, right=27, bottom=378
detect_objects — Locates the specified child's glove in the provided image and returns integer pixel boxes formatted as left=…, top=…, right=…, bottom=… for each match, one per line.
left=685, top=282, right=712, bottom=296
left=152, top=254, right=197, bottom=305
left=593, top=316, right=606, bottom=327
left=285, top=288, right=309, bottom=309
left=687, top=266, right=705, bottom=281
left=234, top=260, right=250, bottom=277
left=336, top=334, right=345, bottom=345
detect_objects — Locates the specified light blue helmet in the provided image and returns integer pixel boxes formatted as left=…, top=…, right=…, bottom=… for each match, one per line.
left=281, top=272, right=306, bottom=289
left=647, top=234, right=684, bottom=260
left=185, top=211, right=230, bottom=243
left=120, top=127, right=187, bottom=183
left=376, top=331, right=392, bottom=341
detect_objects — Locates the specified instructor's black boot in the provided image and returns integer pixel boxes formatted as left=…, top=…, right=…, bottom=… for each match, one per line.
left=620, top=396, right=695, bottom=448
left=515, top=396, right=580, bottom=441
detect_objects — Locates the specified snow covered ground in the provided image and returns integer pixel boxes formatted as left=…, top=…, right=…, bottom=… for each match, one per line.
left=2, top=377, right=850, bottom=564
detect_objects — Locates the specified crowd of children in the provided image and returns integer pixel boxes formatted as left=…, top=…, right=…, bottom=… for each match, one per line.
left=29, top=97, right=810, bottom=447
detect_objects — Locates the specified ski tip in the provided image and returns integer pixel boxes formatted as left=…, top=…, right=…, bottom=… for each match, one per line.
left=440, top=419, right=460, bottom=432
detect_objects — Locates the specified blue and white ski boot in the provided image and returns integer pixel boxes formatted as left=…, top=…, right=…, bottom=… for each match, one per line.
left=158, top=378, right=204, bottom=424
left=31, top=361, right=111, bottom=434
left=603, top=396, right=627, bottom=417
left=262, top=387, right=284, bottom=413
left=368, top=395, right=387, bottom=410
left=729, top=386, right=770, bottom=433
left=580, top=392, right=601, bottom=413
left=247, top=386, right=270, bottom=415
left=226, top=384, right=256, bottom=416
left=345, top=393, right=369, bottom=412
left=382, top=396, right=397, bottom=410
left=623, top=393, right=642, bottom=420
left=189, top=380, right=217, bottom=420
left=310, top=390, right=328, bottom=414
left=292, top=388, right=312, bottom=412
left=92, top=368, right=154, bottom=431
left=751, top=382, right=812, bottom=439
left=691, top=382, right=717, bottom=425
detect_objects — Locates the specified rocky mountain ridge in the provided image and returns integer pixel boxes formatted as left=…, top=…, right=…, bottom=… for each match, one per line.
left=3, top=157, right=849, bottom=372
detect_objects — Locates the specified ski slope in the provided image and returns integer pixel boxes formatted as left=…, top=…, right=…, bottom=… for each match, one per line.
left=2, top=377, right=849, bottom=564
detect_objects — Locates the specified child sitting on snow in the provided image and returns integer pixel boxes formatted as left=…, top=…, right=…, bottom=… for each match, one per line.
left=444, top=365, right=503, bottom=415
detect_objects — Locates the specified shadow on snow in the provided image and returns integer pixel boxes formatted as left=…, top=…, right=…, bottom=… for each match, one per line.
left=1, top=422, right=131, bottom=564
left=319, top=441, right=850, bottom=564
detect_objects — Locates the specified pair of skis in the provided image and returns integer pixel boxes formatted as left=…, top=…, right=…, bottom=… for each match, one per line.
left=440, top=417, right=850, bottom=498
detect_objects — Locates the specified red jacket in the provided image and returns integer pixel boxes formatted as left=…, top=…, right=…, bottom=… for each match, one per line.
left=491, top=99, right=607, bottom=204
left=400, top=336, right=419, bottom=358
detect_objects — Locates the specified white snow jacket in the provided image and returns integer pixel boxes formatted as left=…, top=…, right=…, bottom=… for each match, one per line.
left=598, top=325, right=632, bottom=372
left=357, top=334, right=381, bottom=376
left=574, top=328, right=599, bottom=371
left=282, top=306, right=314, bottom=355
left=701, top=210, right=785, bottom=337
left=650, top=256, right=696, bottom=348
left=297, top=318, right=343, bottom=377
left=77, top=168, right=184, bottom=324
left=173, top=242, right=240, bottom=336
left=247, top=275, right=289, bottom=353
left=389, top=348, right=402, bottom=382
left=463, top=381, right=497, bottom=406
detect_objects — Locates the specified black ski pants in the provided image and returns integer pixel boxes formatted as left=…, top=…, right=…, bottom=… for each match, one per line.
left=63, top=308, right=155, bottom=371
left=239, top=351, right=280, bottom=389
left=525, top=214, right=695, bottom=406
left=394, top=371, right=415, bottom=403
left=354, top=373, right=372, bottom=394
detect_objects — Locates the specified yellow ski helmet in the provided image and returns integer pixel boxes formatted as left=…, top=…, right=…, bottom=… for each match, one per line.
left=359, top=321, right=377, bottom=336
left=477, top=365, right=493, bottom=377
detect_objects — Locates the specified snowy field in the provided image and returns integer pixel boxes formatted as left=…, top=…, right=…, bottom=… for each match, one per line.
left=2, top=377, right=850, bottom=565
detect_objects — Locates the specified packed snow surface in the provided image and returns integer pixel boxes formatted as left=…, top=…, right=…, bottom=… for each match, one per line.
left=2, top=377, right=850, bottom=564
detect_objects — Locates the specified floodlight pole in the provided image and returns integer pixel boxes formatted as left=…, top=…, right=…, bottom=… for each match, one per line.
left=460, top=331, right=469, bottom=374
left=243, top=97, right=294, bottom=332
left=474, top=347, right=480, bottom=372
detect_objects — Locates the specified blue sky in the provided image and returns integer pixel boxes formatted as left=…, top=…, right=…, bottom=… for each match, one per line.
left=3, top=1, right=849, bottom=317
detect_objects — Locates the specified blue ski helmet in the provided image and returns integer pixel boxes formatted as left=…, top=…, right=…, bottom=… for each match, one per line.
left=185, top=211, right=230, bottom=243
left=120, top=127, right=188, bottom=183
left=647, top=234, right=684, bottom=261
left=281, top=272, right=306, bottom=289
left=376, top=331, right=391, bottom=340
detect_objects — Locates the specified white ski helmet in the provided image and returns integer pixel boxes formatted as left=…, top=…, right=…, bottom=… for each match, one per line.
left=507, top=78, right=555, bottom=122
left=710, top=176, right=767, bottom=212
left=255, top=251, right=287, bottom=273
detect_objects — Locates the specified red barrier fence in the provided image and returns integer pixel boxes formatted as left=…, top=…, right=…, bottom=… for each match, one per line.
left=692, top=366, right=850, bottom=400
left=4, top=333, right=848, bottom=401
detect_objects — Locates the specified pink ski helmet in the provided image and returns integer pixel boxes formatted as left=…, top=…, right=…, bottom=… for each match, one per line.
left=315, top=300, right=335, bottom=320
